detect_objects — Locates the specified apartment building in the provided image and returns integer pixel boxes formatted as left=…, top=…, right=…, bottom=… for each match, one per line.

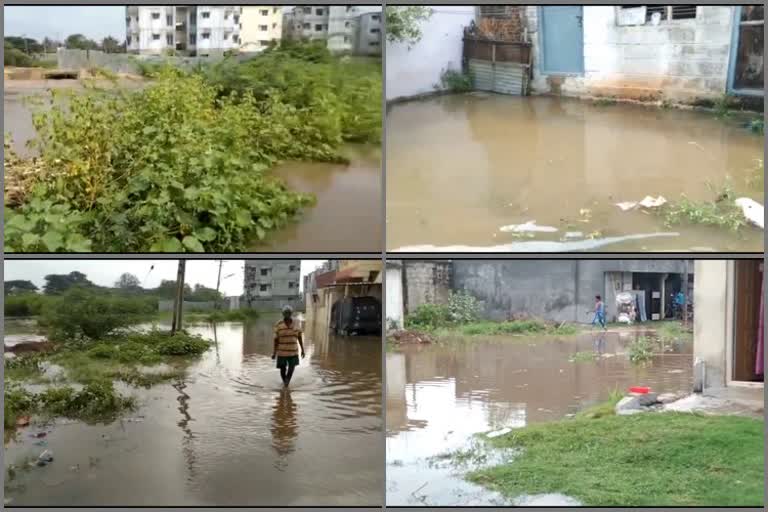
left=243, top=260, right=302, bottom=310
left=240, top=6, right=282, bottom=52
left=284, top=5, right=382, bottom=54
left=126, top=5, right=241, bottom=56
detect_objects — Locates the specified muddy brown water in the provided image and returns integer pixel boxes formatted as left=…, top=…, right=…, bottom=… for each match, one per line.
left=4, top=316, right=383, bottom=506
left=3, top=83, right=382, bottom=253
left=386, top=330, right=692, bottom=506
left=386, top=94, right=764, bottom=252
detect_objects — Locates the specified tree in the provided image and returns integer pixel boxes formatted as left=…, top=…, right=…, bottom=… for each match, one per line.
left=65, top=33, right=98, bottom=50
left=4, top=36, right=43, bottom=54
left=188, top=284, right=223, bottom=302
left=153, top=279, right=192, bottom=299
left=43, top=271, right=95, bottom=295
left=114, top=272, right=141, bottom=290
left=385, top=7, right=433, bottom=47
left=4, top=280, right=38, bottom=295
left=101, top=36, right=123, bottom=54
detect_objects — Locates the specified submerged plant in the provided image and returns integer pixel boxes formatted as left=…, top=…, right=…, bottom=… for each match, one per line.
left=628, top=336, right=654, bottom=364
left=658, top=182, right=750, bottom=232
left=437, top=68, right=473, bottom=93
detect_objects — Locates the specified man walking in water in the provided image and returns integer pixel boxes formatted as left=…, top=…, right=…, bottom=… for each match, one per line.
left=592, top=295, right=607, bottom=331
left=272, top=305, right=305, bottom=387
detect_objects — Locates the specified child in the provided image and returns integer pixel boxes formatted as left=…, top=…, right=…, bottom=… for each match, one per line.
left=592, top=295, right=607, bottom=330
left=272, top=305, right=306, bottom=387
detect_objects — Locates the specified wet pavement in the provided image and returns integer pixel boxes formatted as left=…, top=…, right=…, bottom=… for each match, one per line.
left=386, top=330, right=692, bottom=506
left=386, top=94, right=764, bottom=252
left=4, top=315, right=383, bottom=506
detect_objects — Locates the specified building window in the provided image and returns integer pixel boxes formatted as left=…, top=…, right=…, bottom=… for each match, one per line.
left=234, top=15, right=240, bottom=24
left=126, top=16, right=131, bottom=23
left=152, top=33, right=161, bottom=40
left=315, top=8, right=324, bottom=15
left=202, top=32, right=210, bottom=39
left=201, top=11, right=210, bottom=19
left=372, top=14, right=380, bottom=21
left=370, top=28, right=380, bottom=34
left=259, top=284, right=269, bottom=292
left=620, top=5, right=668, bottom=23
left=289, top=265, right=299, bottom=272
left=273, top=22, right=277, bottom=29
left=670, top=5, right=697, bottom=20
left=151, top=12, right=160, bottom=20
left=127, top=36, right=132, bottom=45
left=303, top=7, right=311, bottom=14
left=259, top=24, right=268, bottom=31
left=315, top=24, right=323, bottom=31
left=303, top=23, right=310, bottom=29
left=167, top=15, right=173, bottom=26
left=260, top=268, right=270, bottom=276
left=344, top=35, right=350, bottom=43
left=345, top=21, right=350, bottom=28
left=232, top=34, right=239, bottom=43
left=189, top=34, right=196, bottom=44
left=369, top=41, right=380, bottom=46
left=260, top=9, right=269, bottom=16
left=479, top=5, right=509, bottom=18
left=166, top=34, right=173, bottom=45
left=273, top=7, right=278, bottom=14
left=224, top=33, right=229, bottom=40
left=260, top=40, right=270, bottom=46
left=288, top=282, right=297, bottom=289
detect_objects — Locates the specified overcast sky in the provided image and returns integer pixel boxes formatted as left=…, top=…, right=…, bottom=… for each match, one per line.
left=4, top=6, right=126, bottom=41
left=4, top=260, right=326, bottom=297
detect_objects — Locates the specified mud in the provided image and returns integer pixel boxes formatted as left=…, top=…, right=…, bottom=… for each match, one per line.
left=4, top=316, right=383, bottom=506
left=386, top=330, right=692, bottom=506
left=386, top=94, right=764, bottom=252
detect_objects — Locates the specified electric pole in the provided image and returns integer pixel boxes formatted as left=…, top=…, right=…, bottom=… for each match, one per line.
left=171, top=259, right=186, bottom=335
left=215, top=260, right=223, bottom=310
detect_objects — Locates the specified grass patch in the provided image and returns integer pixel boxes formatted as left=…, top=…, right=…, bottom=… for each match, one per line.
left=204, top=309, right=261, bottom=323
left=469, top=413, right=765, bottom=506
left=628, top=336, right=655, bottom=364
left=569, top=351, right=599, bottom=363
left=430, top=320, right=581, bottom=340
left=658, top=182, right=750, bottom=232
left=4, top=354, right=47, bottom=381
left=655, top=320, right=693, bottom=343
left=574, top=389, right=623, bottom=420
left=593, top=97, right=617, bottom=106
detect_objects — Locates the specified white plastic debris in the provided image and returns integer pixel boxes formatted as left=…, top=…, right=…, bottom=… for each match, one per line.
left=486, top=427, right=513, bottom=439
left=499, top=221, right=558, bottom=233
left=615, top=202, right=638, bottom=211
left=638, top=195, right=667, bottom=208
left=735, top=197, right=764, bottom=229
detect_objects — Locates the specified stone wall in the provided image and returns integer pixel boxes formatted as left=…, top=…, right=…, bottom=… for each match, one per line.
left=402, top=260, right=452, bottom=313
left=528, top=6, right=737, bottom=103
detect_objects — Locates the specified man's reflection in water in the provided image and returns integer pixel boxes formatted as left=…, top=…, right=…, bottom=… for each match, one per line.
left=594, top=332, right=607, bottom=356
left=270, top=388, right=298, bottom=471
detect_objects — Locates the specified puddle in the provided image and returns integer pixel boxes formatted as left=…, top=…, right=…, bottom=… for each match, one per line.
left=386, top=331, right=692, bottom=506
left=386, top=94, right=764, bottom=252
left=4, top=315, right=383, bottom=506
left=3, top=84, right=382, bottom=253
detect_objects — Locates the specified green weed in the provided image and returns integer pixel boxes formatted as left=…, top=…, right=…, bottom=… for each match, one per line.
left=437, top=68, right=473, bottom=93
left=37, top=380, right=135, bottom=423
left=628, top=336, right=655, bottom=364
left=205, top=308, right=260, bottom=323
left=658, top=182, right=749, bottom=232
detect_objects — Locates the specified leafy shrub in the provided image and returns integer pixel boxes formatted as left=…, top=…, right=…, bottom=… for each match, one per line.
left=205, top=309, right=260, bottom=322
left=748, top=118, right=764, bottom=135
left=155, top=332, right=211, bottom=356
left=4, top=383, right=38, bottom=428
left=447, top=291, right=481, bottom=324
left=42, top=288, right=154, bottom=340
left=659, top=183, right=749, bottom=232
left=438, top=68, right=473, bottom=93
left=406, top=303, right=453, bottom=329
left=4, top=293, right=47, bottom=317
left=5, top=199, right=93, bottom=252
left=7, top=69, right=315, bottom=252
left=37, top=380, right=135, bottom=422
left=4, top=45, right=34, bottom=67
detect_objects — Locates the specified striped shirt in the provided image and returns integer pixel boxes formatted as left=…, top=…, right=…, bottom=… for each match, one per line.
left=274, top=320, right=301, bottom=357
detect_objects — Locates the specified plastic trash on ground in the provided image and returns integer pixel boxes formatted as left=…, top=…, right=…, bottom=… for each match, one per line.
left=615, top=292, right=637, bottom=324
left=735, top=197, right=764, bottom=229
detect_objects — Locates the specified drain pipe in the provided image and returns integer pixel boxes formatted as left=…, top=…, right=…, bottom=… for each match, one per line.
left=693, top=357, right=705, bottom=394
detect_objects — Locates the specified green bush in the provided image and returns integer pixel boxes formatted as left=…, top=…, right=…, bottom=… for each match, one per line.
left=4, top=293, right=47, bottom=317
left=628, top=336, right=655, bottom=364
left=4, top=45, right=34, bottom=67
left=42, top=288, right=154, bottom=340
left=205, top=309, right=260, bottom=322
left=4, top=383, right=38, bottom=428
left=37, top=380, right=135, bottom=421
left=155, top=332, right=211, bottom=356
left=406, top=303, right=453, bottom=329
left=7, top=69, right=315, bottom=252
left=438, top=68, right=473, bottom=93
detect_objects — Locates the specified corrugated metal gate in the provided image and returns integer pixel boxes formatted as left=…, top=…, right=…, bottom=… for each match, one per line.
left=463, top=37, right=531, bottom=96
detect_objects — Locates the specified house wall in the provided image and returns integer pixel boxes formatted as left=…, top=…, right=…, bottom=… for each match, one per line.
left=243, top=260, right=301, bottom=309
left=195, top=6, right=240, bottom=55
left=128, top=6, right=176, bottom=54
left=356, top=12, right=383, bottom=55
left=528, top=6, right=736, bottom=102
left=386, top=264, right=404, bottom=330
left=693, top=260, right=734, bottom=391
left=453, top=260, right=690, bottom=323
left=403, top=261, right=452, bottom=313
left=386, top=6, right=475, bottom=100
left=240, top=6, right=282, bottom=52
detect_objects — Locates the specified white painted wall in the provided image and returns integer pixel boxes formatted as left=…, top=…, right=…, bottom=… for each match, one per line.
left=241, top=6, right=282, bottom=52
left=529, top=6, right=736, bottom=101
left=195, top=6, right=240, bottom=55
left=386, top=265, right=404, bottom=330
left=693, top=260, right=733, bottom=391
left=386, top=6, right=475, bottom=100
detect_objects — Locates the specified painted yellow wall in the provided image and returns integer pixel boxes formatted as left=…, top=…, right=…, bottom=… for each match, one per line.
left=240, top=6, right=282, bottom=52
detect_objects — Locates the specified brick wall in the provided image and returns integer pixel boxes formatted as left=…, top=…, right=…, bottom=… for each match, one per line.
left=477, top=6, right=527, bottom=42
left=403, top=261, right=452, bottom=314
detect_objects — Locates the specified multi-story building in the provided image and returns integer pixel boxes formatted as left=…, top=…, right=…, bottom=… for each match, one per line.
left=126, top=5, right=241, bottom=56
left=283, top=5, right=382, bottom=54
left=243, top=260, right=302, bottom=310
left=240, top=6, right=282, bottom=52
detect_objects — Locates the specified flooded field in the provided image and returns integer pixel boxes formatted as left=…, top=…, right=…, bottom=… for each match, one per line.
left=386, top=94, right=764, bottom=252
left=4, top=316, right=383, bottom=506
left=3, top=82, right=382, bottom=252
left=386, top=330, right=692, bottom=506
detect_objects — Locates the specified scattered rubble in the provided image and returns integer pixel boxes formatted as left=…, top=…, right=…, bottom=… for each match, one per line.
left=389, top=330, right=434, bottom=345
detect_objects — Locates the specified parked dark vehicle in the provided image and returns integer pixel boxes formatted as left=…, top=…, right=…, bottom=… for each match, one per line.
left=330, top=296, right=381, bottom=336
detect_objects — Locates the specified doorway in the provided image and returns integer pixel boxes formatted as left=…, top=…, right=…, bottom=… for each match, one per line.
left=732, top=260, right=763, bottom=383
left=727, top=5, right=764, bottom=95
left=540, top=6, right=584, bottom=74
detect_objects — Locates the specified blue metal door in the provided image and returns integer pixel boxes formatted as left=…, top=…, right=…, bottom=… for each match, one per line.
left=540, top=6, right=584, bottom=74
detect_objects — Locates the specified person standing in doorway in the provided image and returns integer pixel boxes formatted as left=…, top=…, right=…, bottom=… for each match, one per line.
left=272, top=305, right=306, bottom=387
left=592, top=295, right=607, bottom=331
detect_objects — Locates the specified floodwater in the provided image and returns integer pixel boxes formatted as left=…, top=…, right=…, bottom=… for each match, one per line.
left=254, top=145, right=383, bottom=252
left=386, top=94, right=764, bottom=252
left=386, top=330, right=692, bottom=506
left=4, top=315, right=383, bottom=506
left=3, top=82, right=382, bottom=253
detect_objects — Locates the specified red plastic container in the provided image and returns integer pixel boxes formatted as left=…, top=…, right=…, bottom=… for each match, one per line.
left=629, top=386, right=651, bottom=394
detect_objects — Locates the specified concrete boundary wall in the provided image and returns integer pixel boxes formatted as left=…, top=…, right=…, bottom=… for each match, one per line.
left=56, top=48, right=256, bottom=73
